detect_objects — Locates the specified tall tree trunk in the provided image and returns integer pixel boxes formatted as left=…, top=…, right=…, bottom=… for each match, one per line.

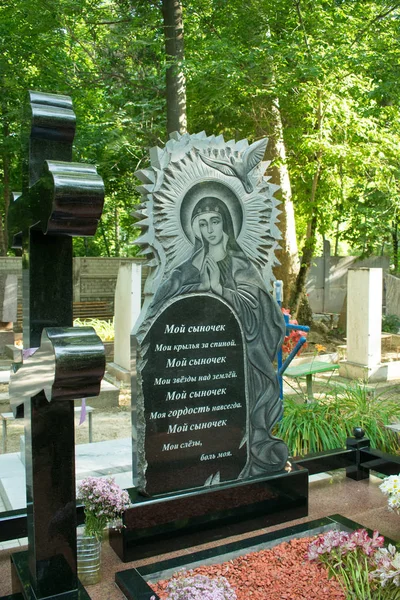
left=287, top=1, right=324, bottom=321
left=289, top=165, right=321, bottom=318
left=392, top=216, right=399, bottom=273
left=289, top=92, right=324, bottom=319
left=162, top=0, right=187, bottom=135
left=0, top=119, right=10, bottom=255
left=335, top=164, right=345, bottom=257
left=263, top=99, right=299, bottom=305
left=100, top=220, right=111, bottom=257
left=334, top=219, right=340, bottom=257
left=114, top=204, right=120, bottom=257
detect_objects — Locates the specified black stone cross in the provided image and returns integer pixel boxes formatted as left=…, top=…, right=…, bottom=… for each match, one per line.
left=7, top=91, right=105, bottom=600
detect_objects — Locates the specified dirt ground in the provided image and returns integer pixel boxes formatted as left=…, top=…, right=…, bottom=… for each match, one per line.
left=303, top=330, right=343, bottom=353
left=1, top=386, right=132, bottom=455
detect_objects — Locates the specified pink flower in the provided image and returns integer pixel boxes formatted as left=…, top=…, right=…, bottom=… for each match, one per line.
left=307, top=527, right=389, bottom=598
left=77, top=476, right=131, bottom=538
left=347, top=529, right=384, bottom=556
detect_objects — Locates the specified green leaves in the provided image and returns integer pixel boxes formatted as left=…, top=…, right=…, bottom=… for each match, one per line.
left=1, top=0, right=167, bottom=256
left=2, top=0, right=400, bottom=264
left=276, top=382, right=400, bottom=458
left=275, top=396, right=345, bottom=457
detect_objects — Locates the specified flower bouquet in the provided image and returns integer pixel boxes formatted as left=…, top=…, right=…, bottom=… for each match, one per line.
left=307, top=528, right=400, bottom=599
left=77, top=476, right=131, bottom=540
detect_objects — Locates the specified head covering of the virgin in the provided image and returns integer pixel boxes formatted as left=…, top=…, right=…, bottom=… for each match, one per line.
left=191, top=197, right=236, bottom=246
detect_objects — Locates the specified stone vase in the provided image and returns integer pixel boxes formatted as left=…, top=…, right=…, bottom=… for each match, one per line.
left=77, top=529, right=102, bottom=585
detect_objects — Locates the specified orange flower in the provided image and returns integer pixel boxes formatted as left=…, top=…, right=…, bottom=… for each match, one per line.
left=315, top=344, right=326, bottom=354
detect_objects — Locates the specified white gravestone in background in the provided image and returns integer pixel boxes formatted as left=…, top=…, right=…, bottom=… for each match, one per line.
left=113, top=263, right=142, bottom=373
left=339, top=267, right=400, bottom=381
left=0, top=274, right=18, bottom=324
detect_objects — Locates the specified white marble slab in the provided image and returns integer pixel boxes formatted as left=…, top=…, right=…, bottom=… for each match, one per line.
left=0, top=437, right=133, bottom=511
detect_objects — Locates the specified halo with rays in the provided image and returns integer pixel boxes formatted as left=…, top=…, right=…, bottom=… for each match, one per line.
left=135, top=131, right=282, bottom=294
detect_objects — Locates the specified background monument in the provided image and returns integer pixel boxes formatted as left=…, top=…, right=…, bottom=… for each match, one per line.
left=108, top=262, right=142, bottom=383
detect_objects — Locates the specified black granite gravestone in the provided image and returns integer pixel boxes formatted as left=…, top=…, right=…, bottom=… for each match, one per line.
left=109, top=133, right=308, bottom=572
left=4, top=91, right=105, bottom=600
left=138, top=294, right=247, bottom=495
left=132, top=133, right=290, bottom=497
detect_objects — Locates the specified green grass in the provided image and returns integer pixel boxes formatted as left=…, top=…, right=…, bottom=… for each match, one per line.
left=338, top=382, right=400, bottom=454
left=275, top=382, right=400, bottom=457
left=275, top=396, right=345, bottom=457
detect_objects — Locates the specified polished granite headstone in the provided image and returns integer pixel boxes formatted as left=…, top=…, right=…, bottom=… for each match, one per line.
left=112, top=136, right=309, bottom=571
left=2, top=91, right=105, bottom=600
left=133, top=132, right=289, bottom=497
left=139, top=294, right=247, bottom=495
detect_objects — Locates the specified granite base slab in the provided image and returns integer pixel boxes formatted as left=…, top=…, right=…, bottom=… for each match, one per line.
left=115, top=514, right=391, bottom=600
left=6, top=551, right=90, bottom=600
left=109, top=465, right=308, bottom=562
left=106, top=362, right=130, bottom=384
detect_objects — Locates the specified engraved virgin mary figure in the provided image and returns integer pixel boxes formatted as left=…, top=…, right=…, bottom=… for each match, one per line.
left=149, top=194, right=288, bottom=477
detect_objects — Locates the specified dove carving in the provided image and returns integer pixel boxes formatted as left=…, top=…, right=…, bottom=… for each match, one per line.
left=199, top=138, right=268, bottom=193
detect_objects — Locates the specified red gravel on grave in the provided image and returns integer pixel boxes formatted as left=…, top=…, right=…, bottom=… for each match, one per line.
left=150, top=537, right=346, bottom=600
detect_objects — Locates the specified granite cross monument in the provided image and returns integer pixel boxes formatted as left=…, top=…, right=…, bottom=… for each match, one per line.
left=6, top=91, right=105, bottom=600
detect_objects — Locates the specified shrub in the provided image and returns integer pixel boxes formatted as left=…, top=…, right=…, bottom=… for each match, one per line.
left=338, top=382, right=400, bottom=454
left=276, top=382, right=400, bottom=457
left=382, top=314, right=400, bottom=334
left=275, top=396, right=345, bottom=456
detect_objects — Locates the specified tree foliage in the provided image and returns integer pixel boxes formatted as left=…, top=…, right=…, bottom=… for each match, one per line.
left=1, top=0, right=166, bottom=256
left=1, top=0, right=400, bottom=302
